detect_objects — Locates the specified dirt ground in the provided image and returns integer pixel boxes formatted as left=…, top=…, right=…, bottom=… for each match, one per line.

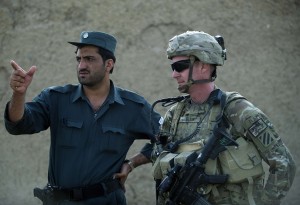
left=0, top=0, right=299, bottom=204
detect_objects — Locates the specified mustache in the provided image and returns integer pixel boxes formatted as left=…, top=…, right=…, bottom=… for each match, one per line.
left=78, top=69, right=89, bottom=73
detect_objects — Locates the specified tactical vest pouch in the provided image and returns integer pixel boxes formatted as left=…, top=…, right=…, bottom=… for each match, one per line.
left=152, top=151, right=198, bottom=179
left=176, top=139, right=205, bottom=153
left=160, top=152, right=178, bottom=176
left=174, top=151, right=195, bottom=166
left=152, top=151, right=170, bottom=180
left=218, top=137, right=264, bottom=183
left=152, top=139, right=205, bottom=180
left=174, top=151, right=217, bottom=195
left=153, top=148, right=219, bottom=195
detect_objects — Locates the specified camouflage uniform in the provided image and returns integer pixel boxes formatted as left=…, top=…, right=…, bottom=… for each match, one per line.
left=151, top=31, right=296, bottom=205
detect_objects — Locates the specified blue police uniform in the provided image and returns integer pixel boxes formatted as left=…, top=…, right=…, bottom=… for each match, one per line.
left=4, top=80, right=161, bottom=204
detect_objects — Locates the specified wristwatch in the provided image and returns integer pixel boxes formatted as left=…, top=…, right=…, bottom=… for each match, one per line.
left=124, top=159, right=135, bottom=171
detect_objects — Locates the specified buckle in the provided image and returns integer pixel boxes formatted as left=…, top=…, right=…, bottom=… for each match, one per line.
left=71, top=188, right=83, bottom=201
left=46, top=184, right=59, bottom=191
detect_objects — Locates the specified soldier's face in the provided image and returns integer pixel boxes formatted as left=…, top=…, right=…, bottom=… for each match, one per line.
left=171, top=56, right=190, bottom=90
left=171, top=56, right=208, bottom=93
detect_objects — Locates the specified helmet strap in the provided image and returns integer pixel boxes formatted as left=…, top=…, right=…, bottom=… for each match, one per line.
left=177, top=56, right=217, bottom=93
left=188, top=56, right=216, bottom=84
left=177, top=56, right=196, bottom=93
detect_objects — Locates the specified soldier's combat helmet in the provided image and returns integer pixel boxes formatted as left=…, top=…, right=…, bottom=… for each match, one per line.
left=166, top=31, right=226, bottom=66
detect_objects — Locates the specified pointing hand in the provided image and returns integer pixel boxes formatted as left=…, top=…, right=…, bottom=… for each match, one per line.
left=10, top=60, right=37, bottom=94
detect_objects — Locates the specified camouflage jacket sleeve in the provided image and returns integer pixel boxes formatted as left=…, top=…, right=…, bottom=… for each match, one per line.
left=224, top=95, right=296, bottom=204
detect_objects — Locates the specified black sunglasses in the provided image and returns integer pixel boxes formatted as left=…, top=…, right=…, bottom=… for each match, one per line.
left=171, top=59, right=190, bottom=72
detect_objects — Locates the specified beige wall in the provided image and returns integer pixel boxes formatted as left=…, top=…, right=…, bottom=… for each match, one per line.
left=0, top=0, right=299, bottom=204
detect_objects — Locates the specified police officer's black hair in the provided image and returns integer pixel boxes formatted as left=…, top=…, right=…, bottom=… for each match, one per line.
left=97, top=47, right=116, bottom=74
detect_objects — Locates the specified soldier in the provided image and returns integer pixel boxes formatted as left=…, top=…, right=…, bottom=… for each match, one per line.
left=151, top=31, right=296, bottom=205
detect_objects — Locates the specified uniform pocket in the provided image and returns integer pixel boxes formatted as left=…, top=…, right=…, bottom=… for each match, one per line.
left=219, top=137, right=264, bottom=183
left=102, top=125, right=134, bottom=154
left=58, top=118, right=84, bottom=148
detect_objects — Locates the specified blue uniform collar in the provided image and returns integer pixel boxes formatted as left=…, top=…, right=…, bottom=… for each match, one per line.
left=71, top=80, right=124, bottom=105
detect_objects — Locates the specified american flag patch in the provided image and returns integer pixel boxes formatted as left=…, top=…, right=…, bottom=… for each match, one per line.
left=249, top=119, right=267, bottom=137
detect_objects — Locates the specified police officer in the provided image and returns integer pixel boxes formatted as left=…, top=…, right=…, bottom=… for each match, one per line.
left=4, top=31, right=161, bottom=205
left=151, top=31, right=296, bottom=205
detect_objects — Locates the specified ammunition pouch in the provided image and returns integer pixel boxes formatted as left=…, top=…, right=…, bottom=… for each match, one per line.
left=219, top=137, right=264, bottom=183
left=152, top=141, right=218, bottom=195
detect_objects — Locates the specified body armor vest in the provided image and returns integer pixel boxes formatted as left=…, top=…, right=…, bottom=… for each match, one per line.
left=152, top=90, right=264, bottom=201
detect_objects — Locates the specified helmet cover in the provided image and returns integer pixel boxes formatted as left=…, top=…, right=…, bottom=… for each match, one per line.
left=167, top=31, right=225, bottom=66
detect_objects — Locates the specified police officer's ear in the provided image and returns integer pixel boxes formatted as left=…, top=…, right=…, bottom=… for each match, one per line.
left=105, top=59, right=114, bottom=73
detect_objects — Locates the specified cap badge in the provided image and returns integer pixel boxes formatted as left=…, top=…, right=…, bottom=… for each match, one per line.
left=83, top=32, right=89, bottom=39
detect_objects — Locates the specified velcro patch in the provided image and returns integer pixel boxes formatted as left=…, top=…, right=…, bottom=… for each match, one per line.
left=257, top=131, right=274, bottom=146
left=248, top=119, right=267, bottom=137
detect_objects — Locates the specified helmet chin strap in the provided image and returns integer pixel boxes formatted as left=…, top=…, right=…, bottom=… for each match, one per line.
left=178, top=56, right=215, bottom=93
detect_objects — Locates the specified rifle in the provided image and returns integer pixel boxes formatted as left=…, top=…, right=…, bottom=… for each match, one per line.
left=158, top=125, right=238, bottom=205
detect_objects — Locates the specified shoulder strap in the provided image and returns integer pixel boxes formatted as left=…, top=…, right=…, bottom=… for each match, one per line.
left=222, top=91, right=246, bottom=127
left=170, top=100, right=187, bottom=136
left=167, top=90, right=246, bottom=149
left=170, top=89, right=229, bottom=137
left=224, top=91, right=246, bottom=107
